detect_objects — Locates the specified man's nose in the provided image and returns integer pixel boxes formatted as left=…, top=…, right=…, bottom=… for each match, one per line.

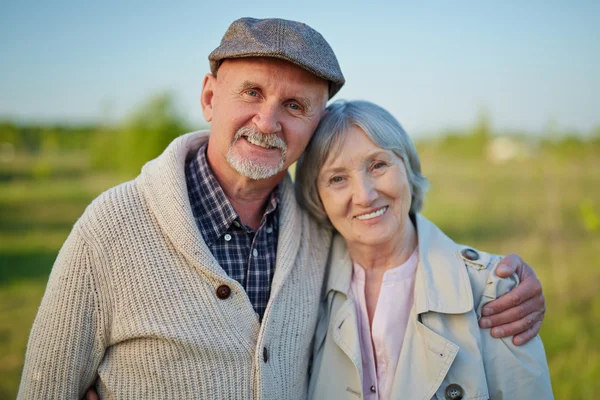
left=352, top=176, right=379, bottom=206
left=252, top=102, right=282, bottom=134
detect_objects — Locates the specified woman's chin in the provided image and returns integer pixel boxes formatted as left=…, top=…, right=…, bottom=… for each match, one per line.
left=350, top=230, right=396, bottom=248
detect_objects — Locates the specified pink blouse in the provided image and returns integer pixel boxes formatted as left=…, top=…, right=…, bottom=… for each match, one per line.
left=351, top=248, right=419, bottom=400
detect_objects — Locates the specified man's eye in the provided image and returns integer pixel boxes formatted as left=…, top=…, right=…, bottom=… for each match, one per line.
left=246, top=90, right=258, bottom=97
left=287, top=103, right=301, bottom=111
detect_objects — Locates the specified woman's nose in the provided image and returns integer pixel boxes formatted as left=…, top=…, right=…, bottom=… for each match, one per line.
left=352, top=177, right=378, bottom=206
left=252, top=102, right=282, bottom=134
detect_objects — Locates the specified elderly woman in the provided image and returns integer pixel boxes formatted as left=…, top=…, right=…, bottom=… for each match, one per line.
left=296, top=100, right=553, bottom=399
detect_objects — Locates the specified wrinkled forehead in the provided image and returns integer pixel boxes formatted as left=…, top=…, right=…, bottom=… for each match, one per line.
left=219, top=58, right=328, bottom=96
left=318, top=124, right=402, bottom=171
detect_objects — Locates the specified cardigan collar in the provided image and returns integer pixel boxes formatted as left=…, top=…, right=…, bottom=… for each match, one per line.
left=326, top=214, right=473, bottom=314
left=138, top=131, right=302, bottom=295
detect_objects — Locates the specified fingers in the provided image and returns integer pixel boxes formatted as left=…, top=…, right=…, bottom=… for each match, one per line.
left=513, top=321, right=543, bottom=346
left=490, top=310, right=543, bottom=340
left=481, top=274, right=542, bottom=316
left=86, top=390, right=99, bottom=400
left=495, top=253, right=539, bottom=282
left=479, top=295, right=545, bottom=328
left=480, top=308, right=544, bottom=345
left=480, top=253, right=546, bottom=346
left=494, top=253, right=520, bottom=277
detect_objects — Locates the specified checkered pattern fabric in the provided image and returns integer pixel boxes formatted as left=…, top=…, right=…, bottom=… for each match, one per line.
left=185, top=144, right=279, bottom=320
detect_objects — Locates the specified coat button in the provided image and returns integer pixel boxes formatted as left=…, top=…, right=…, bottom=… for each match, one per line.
left=216, top=285, right=231, bottom=299
left=263, top=346, right=268, bottom=363
left=461, top=248, right=480, bottom=261
left=445, top=383, right=464, bottom=400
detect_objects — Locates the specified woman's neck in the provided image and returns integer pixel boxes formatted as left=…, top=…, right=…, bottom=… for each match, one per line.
left=348, top=220, right=418, bottom=273
left=349, top=218, right=418, bottom=329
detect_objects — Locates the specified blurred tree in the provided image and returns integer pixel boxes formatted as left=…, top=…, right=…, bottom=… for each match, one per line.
left=91, top=92, right=190, bottom=177
left=438, top=108, right=493, bottom=160
left=32, top=128, right=61, bottom=179
left=0, top=121, right=20, bottom=148
left=470, top=108, right=492, bottom=155
left=591, top=124, right=600, bottom=153
left=472, top=108, right=492, bottom=141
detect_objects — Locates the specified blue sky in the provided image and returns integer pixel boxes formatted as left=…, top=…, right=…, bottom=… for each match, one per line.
left=1, top=0, right=598, bottom=136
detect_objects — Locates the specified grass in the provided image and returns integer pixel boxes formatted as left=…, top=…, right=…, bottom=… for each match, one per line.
left=1, top=142, right=599, bottom=399
left=0, top=152, right=123, bottom=398
left=419, top=146, right=600, bottom=399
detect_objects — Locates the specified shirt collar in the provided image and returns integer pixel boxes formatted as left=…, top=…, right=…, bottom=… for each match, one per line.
left=326, top=215, right=474, bottom=315
left=187, top=143, right=280, bottom=245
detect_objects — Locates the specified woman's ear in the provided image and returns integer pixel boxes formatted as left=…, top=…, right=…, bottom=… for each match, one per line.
left=200, top=74, right=216, bottom=122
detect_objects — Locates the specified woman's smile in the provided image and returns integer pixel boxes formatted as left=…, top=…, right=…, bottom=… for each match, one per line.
left=354, top=206, right=388, bottom=221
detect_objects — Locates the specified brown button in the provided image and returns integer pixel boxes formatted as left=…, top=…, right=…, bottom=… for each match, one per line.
left=216, top=285, right=231, bottom=299
left=263, top=346, right=268, bottom=363
left=445, top=383, right=464, bottom=400
left=461, top=248, right=480, bottom=261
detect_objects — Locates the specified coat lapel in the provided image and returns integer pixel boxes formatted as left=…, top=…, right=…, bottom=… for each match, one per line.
left=412, top=214, right=473, bottom=315
left=390, top=313, right=459, bottom=400
left=139, top=131, right=229, bottom=280
left=326, top=235, right=363, bottom=378
left=269, top=175, right=302, bottom=296
left=139, top=131, right=261, bottom=345
left=331, top=299, right=363, bottom=379
left=390, top=215, right=473, bottom=398
left=324, top=215, right=475, bottom=398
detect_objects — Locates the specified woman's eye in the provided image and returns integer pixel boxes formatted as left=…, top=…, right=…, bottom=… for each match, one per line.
left=373, top=162, right=387, bottom=169
left=287, top=103, right=301, bottom=111
left=330, top=176, right=343, bottom=184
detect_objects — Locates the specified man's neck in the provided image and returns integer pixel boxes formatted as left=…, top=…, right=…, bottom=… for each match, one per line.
left=207, top=153, right=285, bottom=231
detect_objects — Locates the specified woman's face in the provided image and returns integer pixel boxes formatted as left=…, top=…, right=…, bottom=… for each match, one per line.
left=317, top=125, right=413, bottom=249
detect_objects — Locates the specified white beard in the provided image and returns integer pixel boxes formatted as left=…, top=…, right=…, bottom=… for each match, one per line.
left=226, top=126, right=288, bottom=180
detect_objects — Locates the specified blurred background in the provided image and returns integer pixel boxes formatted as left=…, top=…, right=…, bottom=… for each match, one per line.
left=1, top=1, right=598, bottom=398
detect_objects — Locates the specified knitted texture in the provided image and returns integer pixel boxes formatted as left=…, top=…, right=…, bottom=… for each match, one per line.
left=18, top=131, right=332, bottom=400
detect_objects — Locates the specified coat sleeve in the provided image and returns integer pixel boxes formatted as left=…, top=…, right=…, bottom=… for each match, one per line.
left=18, top=226, right=107, bottom=399
left=475, top=259, right=554, bottom=399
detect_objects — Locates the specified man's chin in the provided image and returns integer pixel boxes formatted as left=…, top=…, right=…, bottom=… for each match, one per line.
left=226, top=154, right=285, bottom=181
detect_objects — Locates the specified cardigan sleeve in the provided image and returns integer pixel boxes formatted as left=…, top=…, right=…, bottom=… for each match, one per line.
left=475, top=261, right=554, bottom=399
left=18, top=226, right=107, bottom=399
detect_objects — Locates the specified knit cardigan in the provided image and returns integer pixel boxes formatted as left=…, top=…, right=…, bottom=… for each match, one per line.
left=18, top=131, right=332, bottom=400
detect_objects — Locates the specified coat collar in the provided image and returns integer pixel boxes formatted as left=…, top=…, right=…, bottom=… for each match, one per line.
left=139, top=131, right=224, bottom=278
left=138, top=130, right=301, bottom=295
left=325, top=214, right=473, bottom=314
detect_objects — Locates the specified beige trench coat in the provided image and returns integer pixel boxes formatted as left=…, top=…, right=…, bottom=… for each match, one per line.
left=308, top=215, right=553, bottom=400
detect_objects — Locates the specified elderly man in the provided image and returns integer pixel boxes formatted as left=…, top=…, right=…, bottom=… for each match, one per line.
left=19, top=18, right=545, bottom=399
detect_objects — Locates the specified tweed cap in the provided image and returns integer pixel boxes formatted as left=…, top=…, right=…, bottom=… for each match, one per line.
left=209, top=17, right=345, bottom=98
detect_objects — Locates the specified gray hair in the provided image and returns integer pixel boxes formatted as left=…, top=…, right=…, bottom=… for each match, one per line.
left=295, top=100, right=428, bottom=227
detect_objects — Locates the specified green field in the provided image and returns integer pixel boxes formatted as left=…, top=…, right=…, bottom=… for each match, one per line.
left=1, top=136, right=599, bottom=398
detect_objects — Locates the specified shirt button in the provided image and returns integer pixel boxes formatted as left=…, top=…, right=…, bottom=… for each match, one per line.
left=233, top=221, right=241, bottom=227
left=461, top=248, right=480, bottom=261
left=253, top=249, right=258, bottom=257
left=216, top=285, right=231, bottom=299
left=370, top=385, right=376, bottom=393
left=266, top=226, right=273, bottom=234
left=445, top=383, right=464, bottom=400
left=224, top=234, right=232, bottom=241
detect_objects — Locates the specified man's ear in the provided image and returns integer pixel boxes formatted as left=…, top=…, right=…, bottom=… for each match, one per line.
left=201, top=73, right=216, bottom=122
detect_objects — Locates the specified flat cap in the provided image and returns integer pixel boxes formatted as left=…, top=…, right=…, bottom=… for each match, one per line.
left=209, top=17, right=345, bottom=98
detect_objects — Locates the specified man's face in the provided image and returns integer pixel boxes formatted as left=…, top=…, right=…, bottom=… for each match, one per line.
left=202, top=57, right=329, bottom=183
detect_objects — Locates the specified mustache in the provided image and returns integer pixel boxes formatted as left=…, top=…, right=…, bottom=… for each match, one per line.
left=233, top=126, right=287, bottom=150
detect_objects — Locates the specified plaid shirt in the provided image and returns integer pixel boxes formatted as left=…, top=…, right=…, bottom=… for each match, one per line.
left=185, top=144, right=279, bottom=321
